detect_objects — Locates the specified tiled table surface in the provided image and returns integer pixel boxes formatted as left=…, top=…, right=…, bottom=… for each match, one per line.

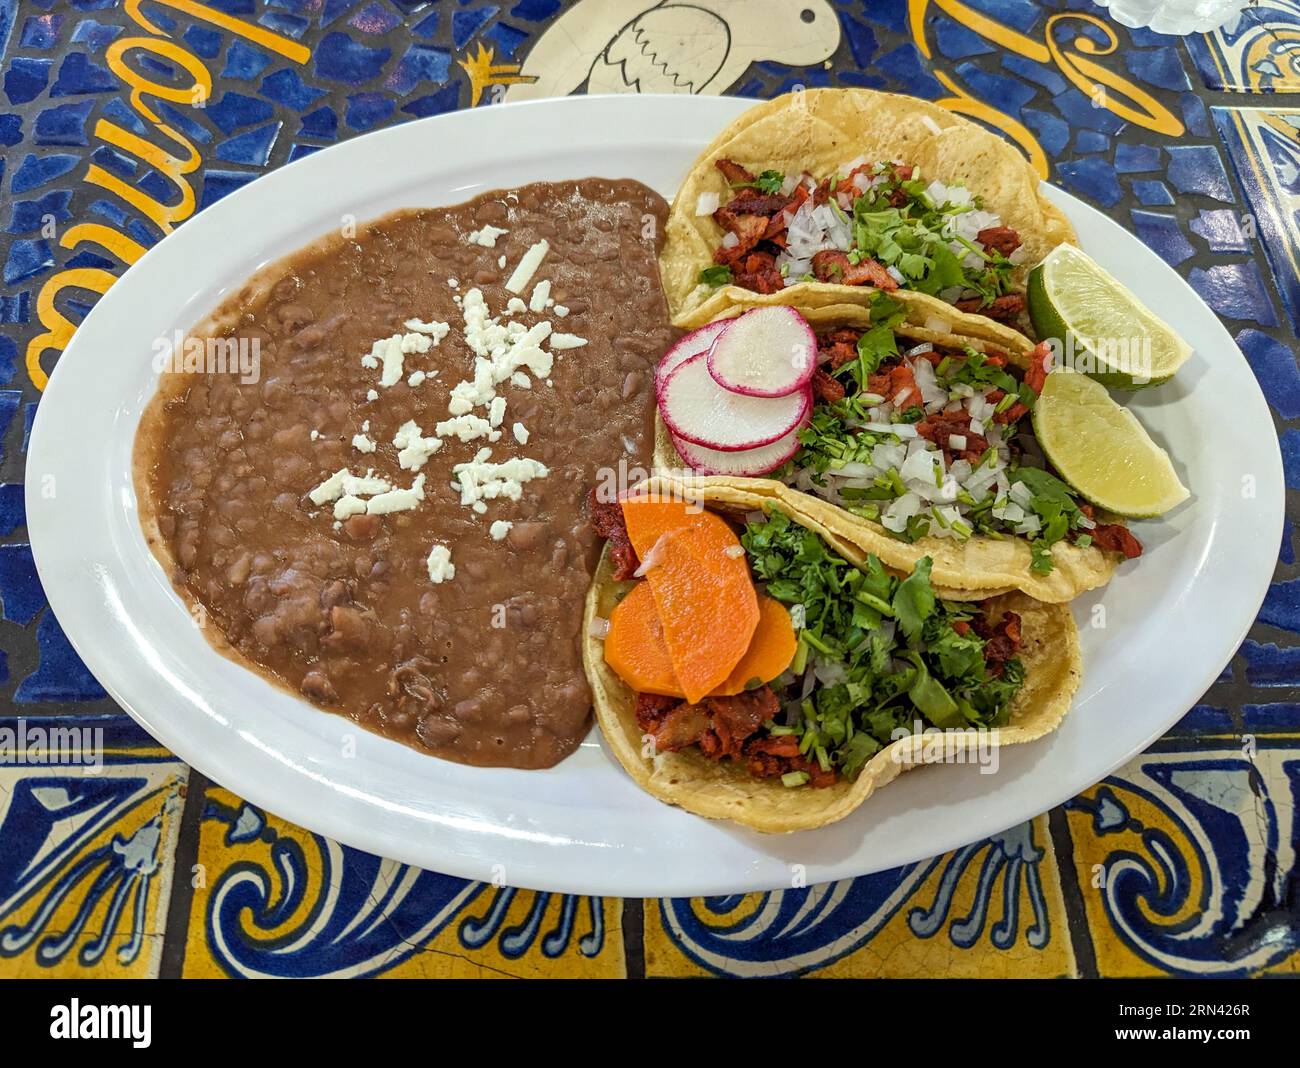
left=2, top=0, right=1299, bottom=978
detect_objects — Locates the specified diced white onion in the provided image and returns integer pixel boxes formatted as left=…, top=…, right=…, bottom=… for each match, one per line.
left=695, top=191, right=721, bottom=216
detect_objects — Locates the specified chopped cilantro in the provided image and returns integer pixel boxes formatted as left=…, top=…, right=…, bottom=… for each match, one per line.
left=735, top=169, right=786, bottom=195
left=697, top=264, right=733, bottom=288
left=740, top=515, right=1026, bottom=780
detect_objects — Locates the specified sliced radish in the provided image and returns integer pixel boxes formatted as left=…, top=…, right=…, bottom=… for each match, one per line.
left=654, top=319, right=730, bottom=397
left=706, top=306, right=816, bottom=398
left=671, top=420, right=806, bottom=476
left=659, top=352, right=810, bottom=451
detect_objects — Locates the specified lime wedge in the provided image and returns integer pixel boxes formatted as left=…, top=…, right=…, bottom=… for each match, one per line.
left=1028, top=244, right=1192, bottom=389
left=1032, top=369, right=1189, bottom=518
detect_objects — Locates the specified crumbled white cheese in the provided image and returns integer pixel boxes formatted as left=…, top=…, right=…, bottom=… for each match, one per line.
left=407, top=370, right=426, bottom=388
left=352, top=432, right=377, bottom=453
left=461, top=288, right=511, bottom=358
left=365, top=474, right=426, bottom=515
left=466, top=225, right=508, bottom=248
left=435, top=413, right=495, bottom=443
left=506, top=296, right=528, bottom=316
left=529, top=279, right=551, bottom=313
left=554, top=305, right=569, bottom=318
left=448, top=277, right=459, bottom=288
left=334, top=494, right=368, bottom=521
left=497, top=254, right=506, bottom=269
left=504, top=239, right=550, bottom=294
left=446, top=290, right=554, bottom=416
left=310, top=429, right=320, bottom=441
left=372, top=332, right=432, bottom=388
left=549, top=333, right=588, bottom=350
left=488, top=396, right=507, bottom=428
left=404, top=318, right=451, bottom=342
left=348, top=473, right=389, bottom=496
left=489, top=520, right=513, bottom=541
left=497, top=321, right=554, bottom=380
left=512, top=422, right=529, bottom=445
left=366, top=389, right=379, bottom=401
left=392, top=420, right=443, bottom=472
left=309, top=468, right=391, bottom=506
left=452, top=448, right=549, bottom=510
left=426, top=543, right=455, bottom=584
left=509, top=372, right=531, bottom=389
left=448, top=356, right=497, bottom=415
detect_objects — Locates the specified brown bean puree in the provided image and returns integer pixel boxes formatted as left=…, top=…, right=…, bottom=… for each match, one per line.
left=134, top=179, right=676, bottom=769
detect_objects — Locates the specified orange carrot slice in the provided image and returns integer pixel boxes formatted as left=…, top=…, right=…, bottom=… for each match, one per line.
left=617, top=496, right=713, bottom=558
left=603, top=581, right=682, bottom=697
left=714, top=596, right=797, bottom=696
left=618, top=498, right=759, bottom=702
left=603, top=590, right=796, bottom=699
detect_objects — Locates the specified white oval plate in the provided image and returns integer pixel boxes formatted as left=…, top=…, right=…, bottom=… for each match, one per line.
left=27, top=96, right=1282, bottom=896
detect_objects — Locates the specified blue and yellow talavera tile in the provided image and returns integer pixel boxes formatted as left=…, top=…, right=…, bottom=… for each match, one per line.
left=183, top=788, right=624, bottom=978
left=1213, top=106, right=1300, bottom=334
left=0, top=716, right=186, bottom=978
left=1063, top=746, right=1300, bottom=977
left=645, top=815, right=1075, bottom=977
left=1188, top=2, right=1300, bottom=93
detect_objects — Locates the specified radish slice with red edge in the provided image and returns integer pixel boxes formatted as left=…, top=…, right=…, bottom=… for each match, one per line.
left=654, top=319, right=730, bottom=397
left=670, top=419, right=807, bottom=476
left=706, top=306, right=816, bottom=398
left=659, top=351, right=810, bottom=452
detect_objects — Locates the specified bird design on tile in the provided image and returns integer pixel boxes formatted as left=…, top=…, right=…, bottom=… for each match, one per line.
left=503, top=0, right=841, bottom=101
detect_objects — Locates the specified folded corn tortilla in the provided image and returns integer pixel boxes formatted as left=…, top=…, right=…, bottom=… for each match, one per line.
left=651, top=300, right=1119, bottom=603
left=661, top=88, right=1075, bottom=338
left=583, top=475, right=1082, bottom=832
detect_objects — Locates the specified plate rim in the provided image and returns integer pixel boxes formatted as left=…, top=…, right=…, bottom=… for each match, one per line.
left=24, top=93, right=1284, bottom=896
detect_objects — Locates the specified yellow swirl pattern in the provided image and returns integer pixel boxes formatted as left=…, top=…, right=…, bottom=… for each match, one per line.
left=908, top=0, right=1184, bottom=176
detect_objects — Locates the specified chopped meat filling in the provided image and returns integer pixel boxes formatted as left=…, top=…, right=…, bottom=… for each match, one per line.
left=972, top=609, right=1023, bottom=677
left=588, top=489, right=641, bottom=580
left=916, top=409, right=988, bottom=464
left=812, top=367, right=846, bottom=404
left=811, top=250, right=898, bottom=289
left=955, top=293, right=1026, bottom=321
left=976, top=225, right=1022, bottom=257
left=745, top=735, right=838, bottom=788
left=1078, top=504, right=1143, bottom=559
left=632, top=685, right=840, bottom=785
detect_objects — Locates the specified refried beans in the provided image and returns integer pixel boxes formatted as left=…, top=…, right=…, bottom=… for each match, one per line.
left=134, top=179, right=677, bottom=769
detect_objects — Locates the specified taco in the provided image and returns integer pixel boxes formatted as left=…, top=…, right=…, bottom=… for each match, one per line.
left=583, top=475, right=1081, bottom=832
left=652, top=294, right=1139, bottom=604
left=661, top=88, right=1075, bottom=341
